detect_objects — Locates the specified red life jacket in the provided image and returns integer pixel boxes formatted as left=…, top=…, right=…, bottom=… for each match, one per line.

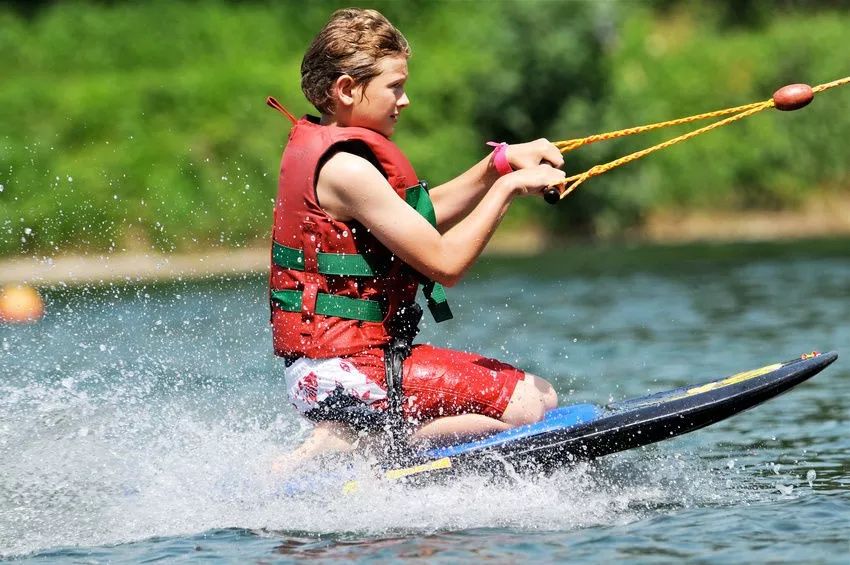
left=269, top=113, right=451, bottom=359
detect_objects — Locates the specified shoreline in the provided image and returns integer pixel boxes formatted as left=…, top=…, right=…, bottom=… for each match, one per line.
left=2, top=204, right=850, bottom=288
left=640, top=193, right=850, bottom=244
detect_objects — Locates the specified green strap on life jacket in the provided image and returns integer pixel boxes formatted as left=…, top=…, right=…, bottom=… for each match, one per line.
left=405, top=182, right=452, bottom=322
left=404, top=180, right=437, bottom=225
left=421, top=279, right=452, bottom=323
left=272, top=181, right=452, bottom=323
left=272, top=242, right=376, bottom=276
left=270, top=289, right=383, bottom=322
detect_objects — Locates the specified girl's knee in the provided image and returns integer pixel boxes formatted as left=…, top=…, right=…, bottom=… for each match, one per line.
left=538, top=377, right=558, bottom=410
left=501, top=375, right=553, bottom=426
left=501, top=400, right=545, bottom=427
left=527, top=374, right=558, bottom=410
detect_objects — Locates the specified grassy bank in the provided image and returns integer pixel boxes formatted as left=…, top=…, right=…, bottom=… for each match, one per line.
left=1, top=0, right=848, bottom=258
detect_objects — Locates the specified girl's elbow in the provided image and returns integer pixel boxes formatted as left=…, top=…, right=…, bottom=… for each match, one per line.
left=431, top=265, right=466, bottom=287
left=437, top=274, right=461, bottom=288
left=424, top=247, right=468, bottom=287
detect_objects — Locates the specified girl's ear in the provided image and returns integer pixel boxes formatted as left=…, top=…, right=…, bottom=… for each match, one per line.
left=334, top=74, right=357, bottom=108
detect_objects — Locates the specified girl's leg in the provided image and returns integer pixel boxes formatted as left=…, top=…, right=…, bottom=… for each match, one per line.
left=401, top=346, right=559, bottom=442
left=409, top=374, right=558, bottom=444
left=410, top=413, right=511, bottom=444
left=500, top=373, right=558, bottom=426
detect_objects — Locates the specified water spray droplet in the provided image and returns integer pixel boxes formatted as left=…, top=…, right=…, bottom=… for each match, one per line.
left=806, top=469, right=816, bottom=487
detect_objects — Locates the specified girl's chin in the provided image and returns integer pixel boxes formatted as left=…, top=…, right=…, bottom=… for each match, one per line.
left=374, top=124, right=395, bottom=138
left=351, top=120, right=394, bottom=137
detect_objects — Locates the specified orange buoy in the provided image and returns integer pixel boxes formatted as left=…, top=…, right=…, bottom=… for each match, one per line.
left=773, top=83, right=814, bottom=111
left=0, top=285, right=44, bottom=323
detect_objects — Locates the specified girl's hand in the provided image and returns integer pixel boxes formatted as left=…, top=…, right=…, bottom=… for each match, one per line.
left=506, top=138, right=564, bottom=170
left=502, top=164, right=566, bottom=197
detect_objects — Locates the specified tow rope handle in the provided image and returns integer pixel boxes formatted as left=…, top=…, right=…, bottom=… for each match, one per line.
left=543, top=76, right=850, bottom=204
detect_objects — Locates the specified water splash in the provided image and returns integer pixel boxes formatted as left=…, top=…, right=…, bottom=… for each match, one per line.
left=0, top=365, right=733, bottom=558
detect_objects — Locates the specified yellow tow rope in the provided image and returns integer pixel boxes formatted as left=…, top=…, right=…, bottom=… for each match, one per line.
left=544, top=76, right=850, bottom=203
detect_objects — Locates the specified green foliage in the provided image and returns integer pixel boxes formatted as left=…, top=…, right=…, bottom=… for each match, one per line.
left=1, top=1, right=309, bottom=255
left=1, top=0, right=848, bottom=256
left=597, top=6, right=850, bottom=219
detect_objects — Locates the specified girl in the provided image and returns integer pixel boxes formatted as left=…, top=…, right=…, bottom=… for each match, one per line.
left=270, top=8, right=566, bottom=467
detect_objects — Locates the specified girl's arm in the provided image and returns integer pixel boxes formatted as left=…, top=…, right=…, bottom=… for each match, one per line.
left=428, top=139, right=565, bottom=231
left=317, top=151, right=565, bottom=287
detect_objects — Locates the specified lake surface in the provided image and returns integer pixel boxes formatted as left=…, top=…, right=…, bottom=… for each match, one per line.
left=2, top=240, right=848, bottom=563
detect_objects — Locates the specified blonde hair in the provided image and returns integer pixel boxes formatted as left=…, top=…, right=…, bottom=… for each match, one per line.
left=301, top=8, right=410, bottom=114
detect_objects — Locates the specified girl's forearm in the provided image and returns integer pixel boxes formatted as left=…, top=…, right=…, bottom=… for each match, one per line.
left=428, top=153, right=500, bottom=231
left=426, top=179, right=516, bottom=286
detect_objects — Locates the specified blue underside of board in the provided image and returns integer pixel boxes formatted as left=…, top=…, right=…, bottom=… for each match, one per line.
left=421, top=403, right=605, bottom=459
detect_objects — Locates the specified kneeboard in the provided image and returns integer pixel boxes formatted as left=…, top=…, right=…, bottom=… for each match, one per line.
left=397, top=351, right=838, bottom=478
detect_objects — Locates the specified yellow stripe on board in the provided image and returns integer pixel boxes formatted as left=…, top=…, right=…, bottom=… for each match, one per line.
left=682, top=363, right=783, bottom=398
left=342, top=457, right=453, bottom=494
left=384, top=457, right=452, bottom=480
left=342, top=480, right=361, bottom=495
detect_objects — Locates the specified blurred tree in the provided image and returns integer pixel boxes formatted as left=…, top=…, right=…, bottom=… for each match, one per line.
left=466, top=1, right=622, bottom=236
left=650, top=0, right=850, bottom=29
left=1, top=0, right=848, bottom=256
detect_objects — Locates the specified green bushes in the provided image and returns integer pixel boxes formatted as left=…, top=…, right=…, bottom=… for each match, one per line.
left=1, top=1, right=848, bottom=256
left=599, top=8, right=850, bottom=213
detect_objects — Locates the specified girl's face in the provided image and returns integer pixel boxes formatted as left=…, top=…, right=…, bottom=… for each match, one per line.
left=349, top=55, right=410, bottom=138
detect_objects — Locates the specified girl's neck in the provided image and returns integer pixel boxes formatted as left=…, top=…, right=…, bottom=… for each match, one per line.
left=320, top=112, right=349, bottom=128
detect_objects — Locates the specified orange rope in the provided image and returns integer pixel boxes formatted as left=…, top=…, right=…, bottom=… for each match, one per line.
left=549, top=77, right=850, bottom=200
left=553, top=101, right=766, bottom=152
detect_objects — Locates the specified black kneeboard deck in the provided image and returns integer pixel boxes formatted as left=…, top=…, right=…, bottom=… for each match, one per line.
left=388, top=351, right=838, bottom=480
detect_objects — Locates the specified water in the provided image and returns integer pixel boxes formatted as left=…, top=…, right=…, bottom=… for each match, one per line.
left=1, top=240, right=848, bottom=562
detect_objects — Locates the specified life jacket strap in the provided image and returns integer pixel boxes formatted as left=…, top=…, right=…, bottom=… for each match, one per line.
left=405, top=181, right=453, bottom=323
left=384, top=338, right=409, bottom=427
left=273, top=241, right=376, bottom=276
left=421, top=280, right=452, bottom=323
left=266, top=96, right=297, bottom=125
left=404, top=181, right=437, bottom=225
left=271, top=289, right=384, bottom=322
left=381, top=302, right=422, bottom=460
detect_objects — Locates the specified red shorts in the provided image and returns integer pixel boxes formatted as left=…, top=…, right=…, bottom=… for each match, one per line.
left=345, top=344, right=525, bottom=421
left=283, top=344, right=525, bottom=422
